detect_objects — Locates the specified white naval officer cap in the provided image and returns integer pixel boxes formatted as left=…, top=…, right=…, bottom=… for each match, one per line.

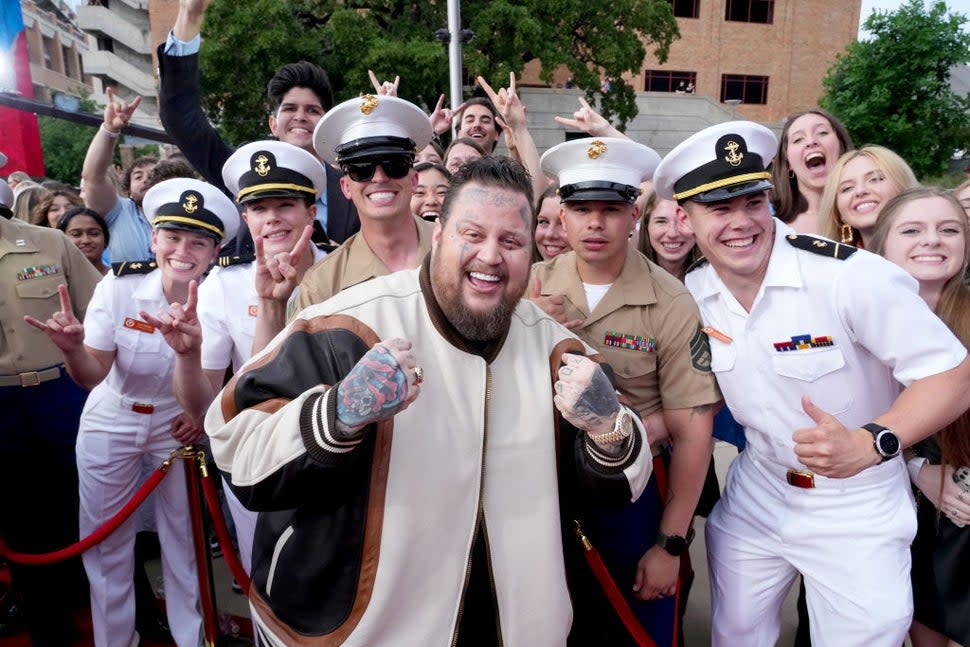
left=222, top=140, right=325, bottom=204
left=652, top=121, right=777, bottom=203
left=540, top=137, right=661, bottom=203
left=312, top=95, right=433, bottom=165
left=142, top=178, right=240, bottom=246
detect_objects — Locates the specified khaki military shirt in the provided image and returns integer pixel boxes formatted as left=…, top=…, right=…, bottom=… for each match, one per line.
left=293, top=216, right=434, bottom=315
left=532, top=246, right=720, bottom=417
left=0, top=217, right=102, bottom=373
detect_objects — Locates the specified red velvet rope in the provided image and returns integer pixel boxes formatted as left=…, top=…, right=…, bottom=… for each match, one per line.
left=198, top=461, right=251, bottom=595
left=0, top=463, right=170, bottom=565
left=0, top=446, right=253, bottom=601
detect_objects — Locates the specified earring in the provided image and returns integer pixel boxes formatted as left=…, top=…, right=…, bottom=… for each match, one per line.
left=840, top=223, right=854, bottom=244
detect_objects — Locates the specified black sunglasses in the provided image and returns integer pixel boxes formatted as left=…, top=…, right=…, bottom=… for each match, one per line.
left=341, top=156, right=413, bottom=182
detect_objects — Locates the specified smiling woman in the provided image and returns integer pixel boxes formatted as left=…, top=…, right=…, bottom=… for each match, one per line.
left=868, top=186, right=970, bottom=647
left=818, top=145, right=918, bottom=248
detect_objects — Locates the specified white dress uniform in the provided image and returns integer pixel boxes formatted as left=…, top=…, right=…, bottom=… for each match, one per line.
left=196, top=245, right=326, bottom=572
left=211, top=139, right=330, bottom=574
left=79, top=268, right=202, bottom=647
left=651, top=120, right=969, bottom=647
left=686, top=222, right=966, bottom=647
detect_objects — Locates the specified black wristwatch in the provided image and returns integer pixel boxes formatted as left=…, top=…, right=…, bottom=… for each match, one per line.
left=656, top=527, right=695, bottom=556
left=862, top=423, right=900, bottom=462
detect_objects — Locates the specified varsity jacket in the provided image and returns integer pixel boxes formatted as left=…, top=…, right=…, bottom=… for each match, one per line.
left=206, top=262, right=651, bottom=646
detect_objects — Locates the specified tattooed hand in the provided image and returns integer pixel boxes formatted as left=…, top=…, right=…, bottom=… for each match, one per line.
left=553, top=354, right=620, bottom=436
left=335, top=338, right=422, bottom=434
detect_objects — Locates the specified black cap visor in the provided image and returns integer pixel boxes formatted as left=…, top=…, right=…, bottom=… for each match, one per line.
left=560, top=181, right=640, bottom=204
left=687, top=179, right=774, bottom=204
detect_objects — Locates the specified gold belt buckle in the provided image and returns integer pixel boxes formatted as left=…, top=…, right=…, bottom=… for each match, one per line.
left=19, top=371, right=41, bottom=387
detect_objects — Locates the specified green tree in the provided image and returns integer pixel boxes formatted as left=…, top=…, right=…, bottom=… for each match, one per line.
left=37, top=92, right=99, bottom=186
left=820, top=0, right=970, bottom=178
left=199, top=0, right=679, bottom=142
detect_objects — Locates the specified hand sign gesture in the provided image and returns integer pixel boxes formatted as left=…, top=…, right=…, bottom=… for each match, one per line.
left=792, top=396, right=879, bottom=478
left=140, top=281, right=202, bottom=356
left=368, top=70, right=400, bottom=97
left=103, top=87, right=142, bottom=134
left=429, top=94, right=465, bottom=137
left=554, top=97, right=617, bottom=138
left=477, top=73, right=527, bottom=132
left=24, top=284, right=85, bottom=353
left=253, top=224, right=313, bottom=303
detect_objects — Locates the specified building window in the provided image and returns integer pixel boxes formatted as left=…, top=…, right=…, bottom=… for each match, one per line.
left=669, top=0, right=700, bottom=18
left=720, top=74, right=769, bottom=104
left=42, top=37, right=54, bottom=69
left=645, top=70, right=697, bottom=94
left=725, top=0, right=774, bottom=23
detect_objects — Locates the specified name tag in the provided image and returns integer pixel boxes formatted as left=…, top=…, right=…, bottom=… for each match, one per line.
left=123, top=317, right=156, bottom=334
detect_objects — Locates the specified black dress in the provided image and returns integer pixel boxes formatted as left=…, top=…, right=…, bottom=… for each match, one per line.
left=910, top=437, right=970, bottom=645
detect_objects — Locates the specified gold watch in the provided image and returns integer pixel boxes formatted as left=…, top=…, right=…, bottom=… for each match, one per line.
left=589, top=407, right=634, bottom=445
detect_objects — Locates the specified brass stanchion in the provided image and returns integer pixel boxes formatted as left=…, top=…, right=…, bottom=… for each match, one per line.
left=183, top=445, right=220, bottom=646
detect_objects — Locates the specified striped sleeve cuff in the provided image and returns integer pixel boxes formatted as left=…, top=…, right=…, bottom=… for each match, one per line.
left=300, top=384, right=365, bottom=462
left=583, top=409, right=642, bottom=473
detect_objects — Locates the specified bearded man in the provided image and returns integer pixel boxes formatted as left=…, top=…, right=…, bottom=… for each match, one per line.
left=205, top=156, right=651, bottom=645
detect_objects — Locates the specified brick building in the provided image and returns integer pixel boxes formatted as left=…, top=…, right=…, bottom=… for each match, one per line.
left=21, top=0, right=93, bottom=102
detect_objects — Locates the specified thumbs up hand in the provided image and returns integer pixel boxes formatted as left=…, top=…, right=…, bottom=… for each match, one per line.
left=792, top=396, right=881, bottom=478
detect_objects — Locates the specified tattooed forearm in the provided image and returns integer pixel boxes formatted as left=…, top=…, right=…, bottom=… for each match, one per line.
left=336, top=346, right=407, bottom=429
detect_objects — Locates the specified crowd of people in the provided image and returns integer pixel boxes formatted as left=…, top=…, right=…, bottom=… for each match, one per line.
left=3, top=1, right=970, bottom=645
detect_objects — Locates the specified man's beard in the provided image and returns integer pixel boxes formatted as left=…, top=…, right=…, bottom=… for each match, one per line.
left=431, top=257, right=524, bottom=342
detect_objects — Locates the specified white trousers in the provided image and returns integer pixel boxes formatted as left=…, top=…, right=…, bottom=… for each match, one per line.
left=706, top=449, right=916, bottom=647
left=223, top=479, right=255, bottom=574
left=78, top=388, right=201, bottom=647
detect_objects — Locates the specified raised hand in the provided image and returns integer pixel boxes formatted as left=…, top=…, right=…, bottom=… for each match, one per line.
left=23, top=284, right=85, bottom=353
left=368, top=70, right=400, bottom=97
left=792, top=396, right=879, bottom=478
left=254, top=224, right=313, bottom=303
left=335, top=338, right=422, bottom=434
left=103, top=87, right=142, bottom=134
left=429, top=94, right=465, bottom=136
left=140, top=280, right=202, bottom=356
left=170, top=411, right=205, bottom=445
left=529, top=276, right=583, bottom=329
left=553, top=354, right=620, bottom=437
left=554, top=96, right=619, bottom=138
left=477, top=73, right=527, bottom=132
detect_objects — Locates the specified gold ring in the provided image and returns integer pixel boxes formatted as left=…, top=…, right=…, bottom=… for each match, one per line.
left=414, top=366, right=424, bottom=385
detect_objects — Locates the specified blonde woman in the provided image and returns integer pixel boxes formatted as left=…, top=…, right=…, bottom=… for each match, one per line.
left=818, top=145, right=918, bottom=247
left=869, top=186, right=970, bottom=647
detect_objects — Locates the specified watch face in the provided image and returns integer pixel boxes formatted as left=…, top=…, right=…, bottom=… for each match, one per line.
left=877, top=431, right=900, bottom=457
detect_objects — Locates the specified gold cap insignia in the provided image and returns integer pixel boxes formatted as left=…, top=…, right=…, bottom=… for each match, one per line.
left=253, top=154, right=271, bottom=177
left=182, top=192, right=200, bottom=214
left=723, top=140, right=743, bottom=167
left=360, top=94, right=379, bottom=115
left=587, top=140, right=607, bottom=159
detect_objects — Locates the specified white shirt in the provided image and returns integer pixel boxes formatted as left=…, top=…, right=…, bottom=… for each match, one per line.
left=685, top=222, right=966, bottom=469
left=84, top=270, right=177, bottom=404
left=198, top=246, right=327, bottom=372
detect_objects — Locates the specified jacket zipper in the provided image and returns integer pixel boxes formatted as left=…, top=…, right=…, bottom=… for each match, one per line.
left=451, top=367, right=503, bottom=646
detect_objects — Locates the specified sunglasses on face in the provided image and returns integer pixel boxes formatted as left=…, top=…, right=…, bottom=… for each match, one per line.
left=341, top=156, right=413, bottom=182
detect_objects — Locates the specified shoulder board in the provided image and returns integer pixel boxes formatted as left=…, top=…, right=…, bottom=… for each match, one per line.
left=785, top=234, right=857, bottom=260
left=217, top=251, right=256, bottom=268
left=112, top=260, right=157, bottom=276
left=313, top=240, right=337, bottom=254
left=685, top=256, right=710, bottom=274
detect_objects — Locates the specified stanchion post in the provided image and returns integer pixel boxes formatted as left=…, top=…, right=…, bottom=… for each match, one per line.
left=183, top=445, right=220, bottom=646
